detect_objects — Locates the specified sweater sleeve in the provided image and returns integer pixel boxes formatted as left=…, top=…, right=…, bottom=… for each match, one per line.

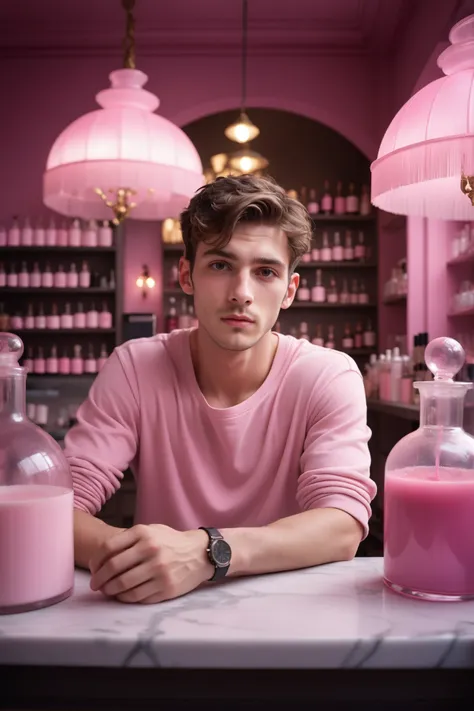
left=296, top=366, right=377, bottom=539
left=63, top=348, right=140, bottom=515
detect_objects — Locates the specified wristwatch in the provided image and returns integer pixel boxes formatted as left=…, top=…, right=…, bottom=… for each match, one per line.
left=199, top=527, right=232, bottom=581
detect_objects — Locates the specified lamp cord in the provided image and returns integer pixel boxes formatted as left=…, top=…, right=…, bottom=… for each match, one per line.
left=122, top=0, right=136, bottom=69
left=241, top=0, right=248, bottom=113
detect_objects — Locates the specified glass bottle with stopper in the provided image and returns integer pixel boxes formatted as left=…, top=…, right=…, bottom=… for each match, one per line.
left=384, top=336, right=474, bottom=601
left=0, top=333, right=74, bottom=614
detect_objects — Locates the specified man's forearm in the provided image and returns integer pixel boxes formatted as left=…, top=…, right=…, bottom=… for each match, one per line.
left=221, top=508, right=363, bottom=577
left=73, top=509, right=125, bottom=569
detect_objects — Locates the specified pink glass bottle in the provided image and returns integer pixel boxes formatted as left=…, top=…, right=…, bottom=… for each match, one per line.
left=20, top=218, right=33, bottom=246
left=85, top=303, right=99, bottom=328
left=384, top=337, right=474, bottom=601
left=41, top=263, right=53, bottom=288
left=54, top=265, right=67, bottom=288
left=24, top=304, right=35, bottom=329
left=67, top=264, right=79, bottom=288
left=18, top=262, right=29, bottom=288
left=0, top=332, right=74, bottom=614
left=10, top=313, right=24, bottom=330
left=7, top=217, right=20, bottom=246
left=46, top=304, right=60, bottom=330
left=30, top=262, right=41, bottom=288
left=59, top=348, right=71, bottom=374
left=73, top=303, right=86, bottom=329
left=57, top=220, right=69, bottom=247
left=97, top=343, right=108, bottom=371
left=46, top=345, right=59, bottom=374
left=45, top=218, right=57, bottom=247
left=7, top=265, right=18, bottom=288
left=98, top=302, right=112, bottom=329
left=84, top=344, right=97, bottom=373
left=98, top=220, right=113, bottom=247
left=33, top=218, right=45, bottom=247
left=35, top=303, right=46, bottom=329
left=33, top=346, right=46, bottom=374
left=60, top=303, right=74, bottom=329
left=71, top=344, right=84, bottom=374
left=68, top=219, right=81, bottom=247
left=78, top=261, right=91, bottom=288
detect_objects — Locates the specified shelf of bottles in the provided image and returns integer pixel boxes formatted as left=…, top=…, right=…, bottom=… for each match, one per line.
left=447, top=222, right=474, bottom=318
left=160, top=180, right=378, bottom=356
left=0, top=215, right=122, bottom=378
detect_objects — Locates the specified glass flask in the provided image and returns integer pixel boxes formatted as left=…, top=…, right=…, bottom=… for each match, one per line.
left=384, top=336, right=474, bottom=601
left=0, top=333, right=74, bottom=614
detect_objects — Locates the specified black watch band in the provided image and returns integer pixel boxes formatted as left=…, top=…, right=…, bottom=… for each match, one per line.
left=199, top=527, right=232, bottom=582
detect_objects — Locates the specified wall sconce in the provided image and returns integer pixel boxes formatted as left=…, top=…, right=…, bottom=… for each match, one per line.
left=136, top=264, right=155, bottom=297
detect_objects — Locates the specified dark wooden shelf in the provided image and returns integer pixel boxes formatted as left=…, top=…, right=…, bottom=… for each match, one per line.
left=162, top=243, right=184, bottom=252
left=13, top=328, right=115, bottom=334
left=367, top=398, right=420, bottom=422
left=0, top=287, right=115, bottom=294
left=299, top=261, right=376, bottom=269
left=448, top=306, right=474, bottom=317
left=291, top=302, right=375, bottom=308
left=310, top=214, right=375, bottom=223
left=383, top=294, right=406, bottom=305
left=0, top=246, right=116, bottom=253
left=447, top=251, right=474, bottom=266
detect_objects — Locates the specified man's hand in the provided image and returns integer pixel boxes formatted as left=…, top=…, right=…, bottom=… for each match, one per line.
left=89, top=524, right=213, bottom=604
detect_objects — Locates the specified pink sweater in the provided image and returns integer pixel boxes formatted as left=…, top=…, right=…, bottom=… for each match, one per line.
left=64, top=329, right=376, bottom=537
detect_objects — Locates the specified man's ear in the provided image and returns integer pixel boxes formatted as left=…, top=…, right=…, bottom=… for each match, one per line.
left=179, top=255, right=194, bottom=295
left=280, top=272, right=300, bottom=310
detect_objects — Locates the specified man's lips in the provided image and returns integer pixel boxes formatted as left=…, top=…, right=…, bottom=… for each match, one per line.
left=221, top=315, right=255, bottom=323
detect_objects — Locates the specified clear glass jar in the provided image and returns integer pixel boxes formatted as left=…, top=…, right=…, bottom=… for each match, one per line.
left=0, top=333, right=74, bottom=614
left=384, top=337, right=474, bottom=601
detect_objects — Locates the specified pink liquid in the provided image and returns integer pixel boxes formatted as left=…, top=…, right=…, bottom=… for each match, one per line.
left=0, top=485, right=74, bottom=613
left=384, top=466, right=474, bottom=598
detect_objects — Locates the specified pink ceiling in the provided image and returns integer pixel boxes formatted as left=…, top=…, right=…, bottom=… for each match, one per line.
left=0, top=0, right=417, bottom=54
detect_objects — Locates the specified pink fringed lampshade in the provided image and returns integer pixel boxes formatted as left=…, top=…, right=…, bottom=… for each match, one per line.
left=371, top=14, right=474, bottom=220
left=43, top=69, right=204, bottom=221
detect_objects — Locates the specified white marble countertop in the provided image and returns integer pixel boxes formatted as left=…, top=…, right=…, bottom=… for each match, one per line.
left=1, top=557, right=474, bottom=670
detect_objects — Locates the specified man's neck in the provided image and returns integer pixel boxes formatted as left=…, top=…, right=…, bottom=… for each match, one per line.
left=189, top=328, right=279, bottom=408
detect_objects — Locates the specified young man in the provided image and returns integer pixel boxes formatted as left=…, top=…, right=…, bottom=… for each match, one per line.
left=65, top=174, right=376, bottom=605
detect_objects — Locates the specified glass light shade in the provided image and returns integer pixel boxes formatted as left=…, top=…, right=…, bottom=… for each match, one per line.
left=43, top=69, right=204, bottom=221
left=224, top=111, right=260, bottom=143
left=227, top=146, right=269, bottom=173
left=371, top=14, right=474, bottom=220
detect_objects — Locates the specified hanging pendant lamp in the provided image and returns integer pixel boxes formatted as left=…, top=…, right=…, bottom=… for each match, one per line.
left=224, top=0, right=260, bottom=144
left=43, top=0, right=203, bottom=224
left=227, top=144, right=269, bottom=173
left=371, top=14, right=474, bottom=220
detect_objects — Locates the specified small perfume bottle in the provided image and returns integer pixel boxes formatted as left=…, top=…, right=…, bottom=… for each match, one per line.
left=0, top=226, right=6, bottom=247
left=339, top=279, right=350, bottom=304
left=67, top=264, right=79, bottom=288
left=53, top=264, right=67, bottom=288
left=30, top=262, right=41, bottom=288
left=82, top=219, right=98, bottom=247
left=23, top=346, right=34, bottom=372
left=46, top=345, right=59, bottom=374
left=85, top=302, right=99, bottom=328
left=298, top=322, right=310, bottom=341
left=321, top=180, right=333, bottom=214
left=35, top=303, right=46, bottom=329
left=71, top=344, right=84, bottom=375
left=45, top=217, right=57, bottom=247
left=311, top=237, right=320, bottom=262
left=358, top=281, right=369, bottom=304
left=307, top=188, right=319, bottom=215
left=98, top=302, right=113, bottom=329
left=297, top=278, right=310, bottom=301
left=311, top=324, right=324, bottom=346
left=354, top=321, right=363, bottom=349
left=34, top=346, right=46, bottom=374
left=79, top=261, right=91, bottom=288
left=59, top=348, right=71, bottom=374
left=350, top=279, right=359, bottom=304
left=326, top=278, right=338, bottom=303
left=354, top=231, right=366, bottom=261
left=18, top=262, right=29, bottom=288
left=24, top=303, right=35, bottom=329
left=344, top=231, right=354, bottom=260
left=7, top=217, right=20, bottom=246
left=332, top=232, right=343, bottom=261
left=363, top=319, right=377, bottom=347
left=60, top=303, right=74, bottom=329
left=21, top=217, right=33, bottom=246
left=84, top=344, right=97, bottom=373
left=359, top=185, right=371, bottom=215
left=345, top=182, right=359, bottom=213
left=7, top=264, right=18, bottom=288
left=46, top=303, right=60, bottom=329
left=68, top=218, right=81, bottom=247
left=33, top=218, right=45, bottom=247
left=98, top=221, right=113, bottom=247
left=97, top=343, right=109, bottom=371
left=325, top=325, right=335, bottom=349
left=10, top=313, right=24, bottom=330
left=334, top=181, right=345, bottom=214
left=73, top=303, right=86, bottom=328
left=341, top=324, right=354, bottom=350
left=57, top=220, right=69, bottom=247
left=311, top=269, right=325, bottom=303
left=41, top=262, right=54, bottom=288
left=320, top=232, right=332, bottom=261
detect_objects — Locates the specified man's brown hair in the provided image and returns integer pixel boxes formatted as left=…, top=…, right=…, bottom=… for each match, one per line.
left=180, top=174, right=312, bottom=273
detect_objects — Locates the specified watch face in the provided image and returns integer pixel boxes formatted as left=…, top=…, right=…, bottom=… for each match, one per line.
left=211, top=538, right=232, bottom=567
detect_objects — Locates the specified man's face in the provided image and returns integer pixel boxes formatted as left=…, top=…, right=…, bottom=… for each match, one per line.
left=179, top=223, right=299, bottom=352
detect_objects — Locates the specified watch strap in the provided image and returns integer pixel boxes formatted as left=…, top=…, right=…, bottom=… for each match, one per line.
left=199, top=526, right=229, bottom=581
